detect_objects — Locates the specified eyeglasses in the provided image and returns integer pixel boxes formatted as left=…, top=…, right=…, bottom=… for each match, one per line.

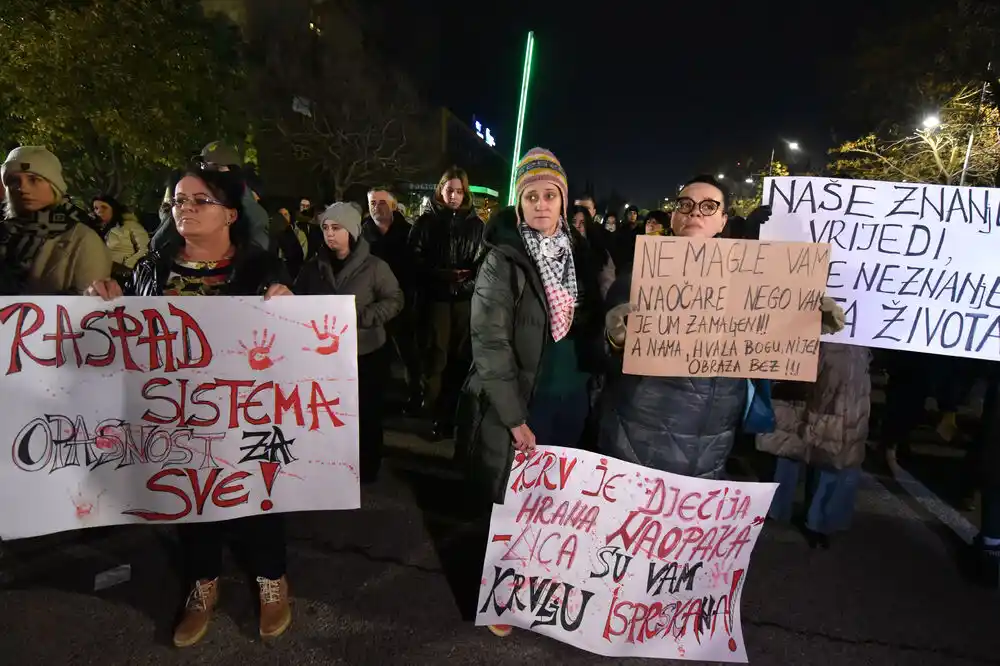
left=675, top=197, right=722, bottom=216
left=170, top=195, right=225, bottom=209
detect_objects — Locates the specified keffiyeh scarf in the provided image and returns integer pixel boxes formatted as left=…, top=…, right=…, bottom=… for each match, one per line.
left=519, top=220, right=578, bottom=341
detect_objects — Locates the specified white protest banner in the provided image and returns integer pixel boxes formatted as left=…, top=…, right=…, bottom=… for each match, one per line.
left=476, top=446, right=776, bottom=663
left=762, top=176, right=1000, bottom=359
left=0, top=296, right=360, bottom=540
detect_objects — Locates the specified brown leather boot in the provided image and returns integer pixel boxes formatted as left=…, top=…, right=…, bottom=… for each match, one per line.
left=172, top=578, right=219, bottom=648
left=257, top=575, right=291, bottom=639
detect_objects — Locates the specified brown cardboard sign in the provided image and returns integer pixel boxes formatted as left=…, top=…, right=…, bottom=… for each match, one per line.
left=622, top=236, right=830, bottom=381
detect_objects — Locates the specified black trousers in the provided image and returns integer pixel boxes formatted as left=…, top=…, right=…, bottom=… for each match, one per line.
left=359, top=344, right=390, bottom=481
left=177, top=513, right=286, bottom=582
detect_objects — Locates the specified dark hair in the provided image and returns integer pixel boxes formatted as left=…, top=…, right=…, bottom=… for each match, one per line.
left=682, top=174, right=729, bottom=209
left=368, top=184, right=396, bottom=199
left=569, top=204, right=593, bottom=226
left=92, top=194, right=125, bottom=227
left=576, top=194, right=595, bottom=205
left=646, top=210, right=669, bottom=227
left=159, top=167, right=250, bottom=252
left=605, top=211, right=618, bottom=222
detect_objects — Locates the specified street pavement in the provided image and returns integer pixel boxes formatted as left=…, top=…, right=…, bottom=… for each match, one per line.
left=0, top=421, right=998, bottom=665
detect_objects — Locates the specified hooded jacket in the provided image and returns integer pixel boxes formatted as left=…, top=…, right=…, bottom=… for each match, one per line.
left=597, top=271, right=746, bottom=479
left=456, top=207, right=605, bottom=504
left=294, top=237, right=404, bottom=356
left=409, top=200, right=484, bottom=301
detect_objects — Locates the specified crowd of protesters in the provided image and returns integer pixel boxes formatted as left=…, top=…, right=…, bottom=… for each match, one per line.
left=0, top=138, right=996, bottom=647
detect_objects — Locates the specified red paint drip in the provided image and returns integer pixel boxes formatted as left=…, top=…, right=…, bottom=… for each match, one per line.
left=259, top=461, right=280, bottom=511
left=726, top=568, right=745, bottom=643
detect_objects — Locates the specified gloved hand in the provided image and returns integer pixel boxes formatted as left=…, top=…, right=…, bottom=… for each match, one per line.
left=746, top=204, right=772, bottom=227
left=820, top=296, right=845, bottom=335
left=606, top=303, right=638, bottom=347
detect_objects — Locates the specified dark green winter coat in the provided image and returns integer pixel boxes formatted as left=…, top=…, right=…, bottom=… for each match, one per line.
left=455, top=207, right=604, bottom=505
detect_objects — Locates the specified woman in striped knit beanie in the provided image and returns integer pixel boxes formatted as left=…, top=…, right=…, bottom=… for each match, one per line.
left=456, top=147, right=606, bottom=639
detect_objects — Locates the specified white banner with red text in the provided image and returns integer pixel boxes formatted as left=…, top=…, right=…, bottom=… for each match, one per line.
left=0, top=295, right=360, bottom=540
left=476, top=447, right=777, bottom=663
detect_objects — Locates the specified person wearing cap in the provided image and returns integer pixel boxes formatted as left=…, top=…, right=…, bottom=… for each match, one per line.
left=455, top=148, right=604, bottom=637
left=150, top=141, right=271, bottom=254
left=295, top=202, right=404, bottom=483
left=0, top=146, right=111, bottom=295
left=86, top=166, right=294, bottom=648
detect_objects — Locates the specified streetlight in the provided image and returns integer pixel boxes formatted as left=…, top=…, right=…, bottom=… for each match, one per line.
left=768, top=140, right=801, bottom=176
left=717, top=173, right=726, bottom=180
left=922, top=115, right=941, bottom=130
left=744, top=178, right=754, bottom=184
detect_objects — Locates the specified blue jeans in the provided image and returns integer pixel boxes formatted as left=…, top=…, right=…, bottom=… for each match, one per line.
left=528, top=387, right=590, bottom=449
left=770, top=457, right=861, bottom=534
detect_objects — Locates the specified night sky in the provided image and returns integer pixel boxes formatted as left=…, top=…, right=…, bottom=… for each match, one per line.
left=378, top=0, right=931, bottom=208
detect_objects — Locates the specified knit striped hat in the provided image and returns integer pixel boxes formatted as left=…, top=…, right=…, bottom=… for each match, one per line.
left=515, top=147, right=568, bottom=221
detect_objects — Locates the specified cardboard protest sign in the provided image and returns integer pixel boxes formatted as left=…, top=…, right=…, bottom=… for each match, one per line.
left=762, top=176, right=1000, bottom=360
left=623, top=236, right=830, bottom=381
left=0, top=296, right=360, bottom=540
left=476, top=447, right=776, bottom=662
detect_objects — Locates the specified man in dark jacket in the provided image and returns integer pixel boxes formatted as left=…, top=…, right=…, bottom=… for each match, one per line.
left=409, top=167, right=485, bottom=438
left=364, top=186, right=421, bottom=411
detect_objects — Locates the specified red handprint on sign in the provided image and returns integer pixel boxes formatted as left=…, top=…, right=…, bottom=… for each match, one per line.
left=239, top=329, right=284, bottom=371
left=304, top=315, right=350, bottom=355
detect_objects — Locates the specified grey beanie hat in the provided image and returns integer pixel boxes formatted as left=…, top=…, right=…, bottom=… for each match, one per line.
left=317, top=202, right=362, bottom=239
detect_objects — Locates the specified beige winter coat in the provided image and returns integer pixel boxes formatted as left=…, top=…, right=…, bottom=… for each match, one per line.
left=26, top=223, right=112, bottom=295
left=105, top=212, right=149, bottom=269
left=756, top=343, right=872, bottom=470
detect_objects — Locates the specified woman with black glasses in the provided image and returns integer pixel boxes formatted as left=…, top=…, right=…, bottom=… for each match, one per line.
left=599, top=175, right=845, bottom=482
left=86, top=167, right=294, bottom=648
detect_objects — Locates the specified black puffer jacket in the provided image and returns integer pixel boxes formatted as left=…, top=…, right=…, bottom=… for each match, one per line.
left=598, top=271, right=746, bottom=479
left=128, top=243, right=289, bottom=297
left=362, top=211, right=414, bottom=291
left=456, top=207, right=605, bottom=505
left=408, top=200, right=484, bottom=301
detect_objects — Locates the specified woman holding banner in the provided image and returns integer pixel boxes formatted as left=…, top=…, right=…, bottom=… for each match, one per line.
left=600, top=174, right=847, bottom=480
left=85, top=167, right=294, bottom=647
left=455, top=148, right=604, bottom=637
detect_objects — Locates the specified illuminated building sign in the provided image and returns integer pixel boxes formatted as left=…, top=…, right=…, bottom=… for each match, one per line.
left=474, top=119, right=497, bottom=148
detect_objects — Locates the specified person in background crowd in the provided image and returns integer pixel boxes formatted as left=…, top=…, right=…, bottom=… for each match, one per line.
left=574, top=194, right=602, bottom=226
left=296, top=202, right=404, bottom=483
left=409, top=166, right=485, bottom=440
left=970, top=366, right=1000, bottom=585
left=0, top=146, right=110, bottom=295
left=151, top=142, right=271, bottom=254
left=457, top=149, right=604, bottom=639
left=92, top=194, right=149, bottom=282
left=85, top=167, right=293, bottom=647
left=570, top=204, right=615, bottom=298
left=644, top=210, right=669, bottom=235
left=601, top=174, right=846, bottom=480
left=272, top=206, right=306, bottom=279
left=363, top=186, right=421, bottom=413
left=604, top=211, right=618, bottom=233
left=757, top=341, right=870, bottom=549
left=611, top=205, right=642, bottom=271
